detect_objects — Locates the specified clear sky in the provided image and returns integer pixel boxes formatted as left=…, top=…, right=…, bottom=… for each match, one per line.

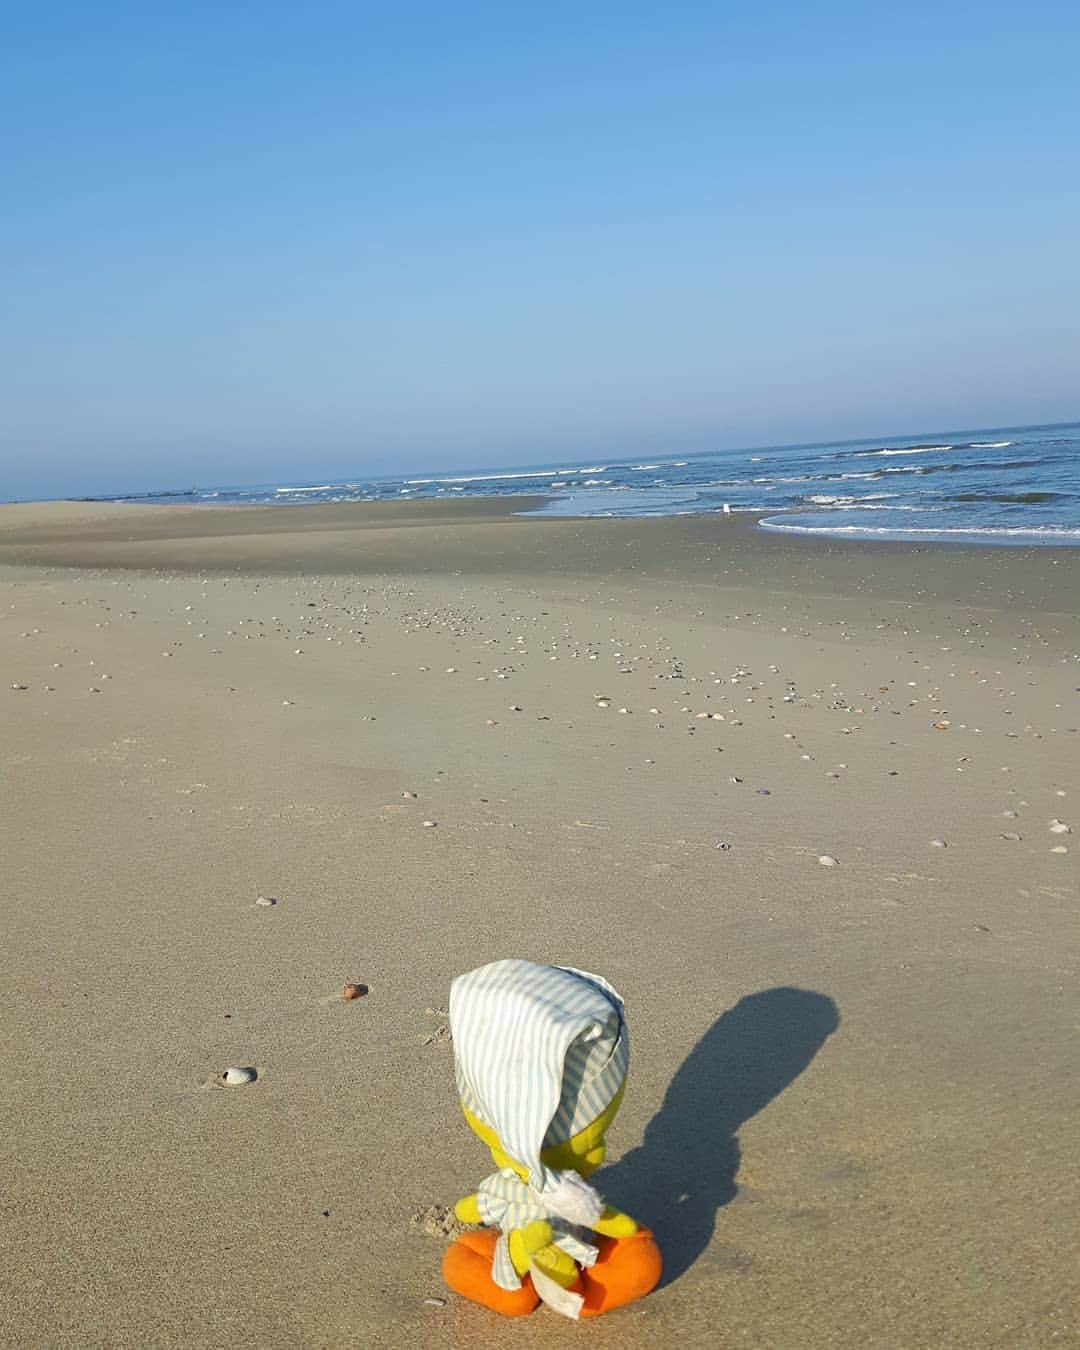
left=3, top=1, right=1078, bottom=498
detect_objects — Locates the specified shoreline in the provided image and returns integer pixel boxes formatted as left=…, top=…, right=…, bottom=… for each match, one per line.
left=3, top=497, right=1080, bottom=623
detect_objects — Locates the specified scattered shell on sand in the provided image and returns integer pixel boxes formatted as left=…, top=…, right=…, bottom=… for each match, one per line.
left=1050, top=845, right=1068, bottom=854
left=401, top=791, right=417, bottom=799
left=422, top=820, right=438, bottom=828
left=255, top=895, right=277, bottom=907
left=817, top=855, right=839, bottom=867
left=1002, top=810, right=1019, bottom=818
left=999, top=832, right=1022, bottom=842
left=423, top=1297, right=447, bottom=1308
left=10, top=683, right=28, bottom=691
left=714, top=840, right=732, bottom=851
left=930, top=838, right=948, bottom=848
left=1049, top=820, right=1071, bottom=834
left=932, top=721, right=951, bottom=730
left=343, top=982, right=369, bottom=1001
left=222, top=1066, right=256, bottom=1086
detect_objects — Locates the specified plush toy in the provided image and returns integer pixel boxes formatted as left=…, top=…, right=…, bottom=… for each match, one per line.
left=442, top=959, right=662, bottom=1319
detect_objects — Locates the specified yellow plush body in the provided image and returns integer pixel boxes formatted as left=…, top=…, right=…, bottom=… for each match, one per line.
left=453, top=1085, right=638, bottom=1288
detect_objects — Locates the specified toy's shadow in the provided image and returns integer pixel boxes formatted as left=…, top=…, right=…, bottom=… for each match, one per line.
left=599, top=986, right=839, bottom=1288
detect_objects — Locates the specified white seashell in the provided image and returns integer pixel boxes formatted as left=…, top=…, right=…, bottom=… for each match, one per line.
left=222, top=1066, right=256, bottom=1086
left=930, top=838, right=948, bottom=848
left=817, top=855, right=839, bottom=867
left=1050, top=845, right=1068, bottom=854
left=999, top=832, right=1022, bottom=841
left=422, top=820, right=437, bottom=828
left=255, top=895, right=277, bottom=907
left=1049, top=820, right=1071, bottom=834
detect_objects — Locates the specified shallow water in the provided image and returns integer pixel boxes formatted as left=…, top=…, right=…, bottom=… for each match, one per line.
left=99, top=421, right=1080, bottom=545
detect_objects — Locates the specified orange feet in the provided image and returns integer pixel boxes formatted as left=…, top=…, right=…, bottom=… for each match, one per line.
left=578, top=1228, right=663, bottom=1318
left=442, top=1230, right=540, bottom=1317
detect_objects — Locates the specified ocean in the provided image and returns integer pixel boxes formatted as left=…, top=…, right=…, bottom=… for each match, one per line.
left=104, top=420, right=1080, bottom=546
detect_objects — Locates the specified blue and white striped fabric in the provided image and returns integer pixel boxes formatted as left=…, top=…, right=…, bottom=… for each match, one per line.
left=449, top=959, right=629, bottom=1195
left=477, top=1170, right=600, bottom=1292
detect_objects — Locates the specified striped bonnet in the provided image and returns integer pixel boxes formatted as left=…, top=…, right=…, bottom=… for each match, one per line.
left=449, top=959, right=629, bottom=1216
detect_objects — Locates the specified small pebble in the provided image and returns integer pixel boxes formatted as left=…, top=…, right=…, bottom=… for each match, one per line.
left=10, top=683, right=28, bottom=691
left=423, top=1297, right=447, bottom=1308
left=714, top=840, right=732, bottom=851
left=1049, top=820, right=1071, bottom=834
left=817, top=855, right=839, bottom=867
left=930, top=838, right=948, bottom=848
left=999, top=832, right=1022, bottom=842
left=222, top=1066, right=256, bottom=1086
left=423, top=820, right=438, bottom=828
left=402, top=791, right=417, bottom=799
left=255, top=895, right=277, bottom=907
left=1050, top=845, right=1068, bottom=855
left=343, top=982, right=369, bottom=1001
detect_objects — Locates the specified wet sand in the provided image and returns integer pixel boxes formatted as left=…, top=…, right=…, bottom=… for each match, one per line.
left=1, top=499, right=1077, bottom=1348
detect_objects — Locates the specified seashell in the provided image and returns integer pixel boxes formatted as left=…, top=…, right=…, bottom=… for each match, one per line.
left=343, top=982, right=369, bottom=1001
left=999, top=832, right=1022, bottom=841
left=932, top=721, right=951, bottom=730
left=1050, top=845, right=1068, bottom=854
left=10, top=683, right=28, bottom=691
left=930, top=838, right=948, bottom=848
left=1049, top=820, right=1071, bottom=834
left=817, top=854, right=839, bottom=867
left=222, top=1066, right=256, bottom=1086
left=422, top=820, right=437, bottom=828
left=401, top=791, right=417, bottom=798
left=255, top=895, right=277, bottom=907
left=423, top=1296, right=447, bottom=1308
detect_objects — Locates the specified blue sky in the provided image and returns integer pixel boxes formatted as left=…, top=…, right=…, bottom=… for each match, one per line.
left=2, top=1, right=1078, bottom=497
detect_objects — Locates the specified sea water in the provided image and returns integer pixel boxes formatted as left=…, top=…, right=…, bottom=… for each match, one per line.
left=101, top=421, right=1080, bottom=546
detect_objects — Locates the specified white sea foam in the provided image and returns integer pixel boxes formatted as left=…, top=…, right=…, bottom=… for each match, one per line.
left=969, top=441, right=1013, bottom=448
left=275, top=484, right=335, bottom=493
left=857, top=445, right=954, bottom=456
left=404, top=466, right=607, bottom=485
left=760, top=518, right=1080, bottom=541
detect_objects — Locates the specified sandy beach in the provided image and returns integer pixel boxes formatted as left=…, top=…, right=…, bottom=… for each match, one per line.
left=1, top=499, right=1077, bottom=1349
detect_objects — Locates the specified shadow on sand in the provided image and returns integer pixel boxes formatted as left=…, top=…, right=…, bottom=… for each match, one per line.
left=599, top=985, right=840, bottom=1288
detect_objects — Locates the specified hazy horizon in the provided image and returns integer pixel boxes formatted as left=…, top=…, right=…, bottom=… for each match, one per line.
left=3, top=3, right=1079, bottom=501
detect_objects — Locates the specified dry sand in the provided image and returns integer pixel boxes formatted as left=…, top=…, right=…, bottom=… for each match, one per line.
left=1, top=500, right=1077, bottom=1349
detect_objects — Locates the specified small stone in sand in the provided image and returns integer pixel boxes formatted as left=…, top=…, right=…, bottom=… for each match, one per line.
left=10, top=683, right=28, bottom=691
left=999, top=832, right=1022, bottom=841
left=410, top=1205, right=479, bottom=1241
left=930, top=838, right=948, bottom=848
left=1050, top=845, right=1068, bottom=854
left=423, top=1297, right=447, bottom=1308
left=423, top=820, right=438, bottom=828
left=255, top=895, right=277, bottom=907
left=222, top=1066, right=256, bottom=1086
left=818, top=855, right=839, bottom=867
left=402, top=791, right=417, bottom=798
left=343, top=982, right=369, bottom=1001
